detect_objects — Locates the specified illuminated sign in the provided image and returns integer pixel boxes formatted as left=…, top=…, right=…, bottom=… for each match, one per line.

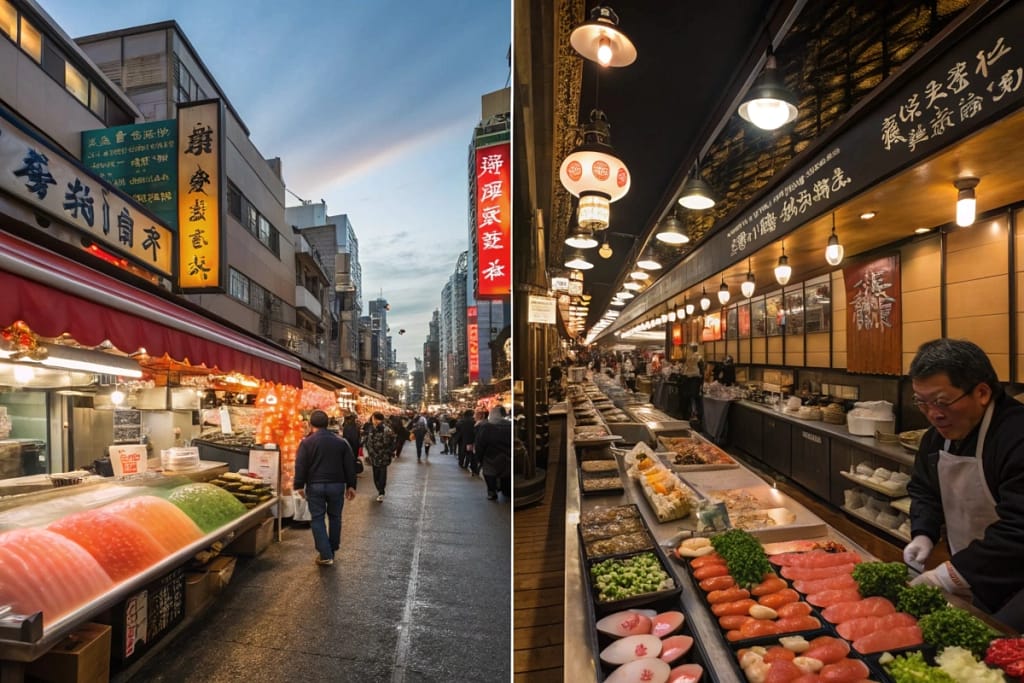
left=82, top=120, right=178, bottom=229
left=0, top=106, right=174, bottom=277
left=475, top=141, right=510, bottom=297
left=468, top=306, right=480, bottom=381
left=177, top=100, right=224, bottom=292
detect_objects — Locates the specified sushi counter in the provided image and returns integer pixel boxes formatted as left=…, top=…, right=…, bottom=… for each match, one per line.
left=562, top=380, right=1021, bottom=683
left=0, top=467, right=277, bottom=679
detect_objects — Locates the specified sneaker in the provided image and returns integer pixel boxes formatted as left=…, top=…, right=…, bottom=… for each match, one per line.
left=315, top=556, right=334, bottom=566
left=376, top=494, right=384, bottom=502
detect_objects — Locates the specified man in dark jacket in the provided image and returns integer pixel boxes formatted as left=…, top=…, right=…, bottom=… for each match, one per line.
left=294, top=410, right=358, bottom=566
left=474, top=406, right=512, bottom=500
left=905, top=339, right=1024, bottom=630
left=455, top=409, right=476, bottom=471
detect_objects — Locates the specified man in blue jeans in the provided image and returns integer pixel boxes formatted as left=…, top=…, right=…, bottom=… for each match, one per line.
left=293, top=410, right=358, bottom=566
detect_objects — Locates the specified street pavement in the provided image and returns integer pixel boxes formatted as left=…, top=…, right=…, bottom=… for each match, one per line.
left=120, top=439, right=511, bottom=682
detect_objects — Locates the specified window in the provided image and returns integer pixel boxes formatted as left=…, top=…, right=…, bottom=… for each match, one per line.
left=19, top=16, right=40, bottom=63
left=0, top=0, right=16, bottom=42
left=786, top=287, right=805, bottom=336
left=228, top=268, right=250, bottom=304
left=766, top=291, right=784, bottom=336
left=89, top=82, right=105, bottom=118
left=246, top=204, right=258, bottom=233
left=65, top=62, right=88, bottom=105
left=226, top=183, right=242, bottom=219
left=805, top=275, right=832, bottom=333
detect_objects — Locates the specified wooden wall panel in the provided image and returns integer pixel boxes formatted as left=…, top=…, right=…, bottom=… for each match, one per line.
left=786, top=335, right=805, bottom=367
left=767, top=336, right=783, bottom=365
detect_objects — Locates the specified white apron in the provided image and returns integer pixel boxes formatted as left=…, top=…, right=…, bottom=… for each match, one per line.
left=938, top=401, right=1000, bottom=554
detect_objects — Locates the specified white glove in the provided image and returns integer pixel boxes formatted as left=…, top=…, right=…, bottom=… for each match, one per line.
left=910, top=561, right=971, bottom=596
left=903, top=535, right=934, bottom=572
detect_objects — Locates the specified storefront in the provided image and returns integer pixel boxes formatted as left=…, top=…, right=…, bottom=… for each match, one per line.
left=515, top=0, right=1024, bottom=679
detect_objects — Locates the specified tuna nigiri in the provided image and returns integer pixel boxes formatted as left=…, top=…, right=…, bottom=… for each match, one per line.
left=806, top=587, right=862, bottom=607
left=821, top=596, right=896, bottom=624
left=836, top=611, right=918, bottom=641
left=852, top=624, right=923, bottom=654
left=818, top=658, right=870, bottom=683
left=792, top=572, right=857, bottom=595
left=771, top=550, right=863, bottom=567
left=802, top=636, right=850, bottom=665
left=781, top=563, right=858, bottom=581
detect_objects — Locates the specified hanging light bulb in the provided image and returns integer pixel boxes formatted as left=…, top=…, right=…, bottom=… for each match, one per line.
left=774, top=241, right=792, bottom=286
left=825, top=212, right=845, bottom=266
left=741, top=258, right=756, bottom=298
left=685, top=297, right=695, bottom=316
left=954, top=177, right=979, bottom=227
left=699, top=286, right=711, bottom=311
left=565, top=226, right=599, bottom=249
left=559, top=109, right=630, bottom=231
left=676, top=304, right=685, bottom=320
left=738, top=46, right=799, bottom=131
left=110, top=385, right=126, bottom=406
left=677, top=162, right=716, bottom=210
left=564, top=249, right=594, bottom=270
left=569, top=5, right=637, bottom=68
left=718, top=275, right=731, bottom=306
left=668, top=310, right=676, bottom=322
left=598, top=232, right=614, bottom=258
left=655, top=214, right=690, bottom=244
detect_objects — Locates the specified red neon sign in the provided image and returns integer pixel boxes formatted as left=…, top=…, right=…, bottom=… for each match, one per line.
left=467, top=306, right=480, bottom=382
left=475, top=142, right=510, bottom=297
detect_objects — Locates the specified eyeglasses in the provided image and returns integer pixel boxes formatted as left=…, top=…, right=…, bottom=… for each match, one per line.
left=912, top=391, right=970, bottom=412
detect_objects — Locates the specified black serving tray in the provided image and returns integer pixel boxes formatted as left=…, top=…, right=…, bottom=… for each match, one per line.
left=578, top=507, right=659, bottom=562
left=584, top=546, right=683, bottom=617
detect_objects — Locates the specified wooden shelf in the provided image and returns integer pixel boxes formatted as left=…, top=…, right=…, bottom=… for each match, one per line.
left=842, top=505, right=911, bottom=543
left=891, top=497, right=912, bottom=514
left=839, top=470, right=907, bottom=497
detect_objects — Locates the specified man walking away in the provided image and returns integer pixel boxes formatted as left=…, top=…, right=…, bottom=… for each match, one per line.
left=455, top=409, right=475, bottom=470
left=293, top=410, right=358, bottom=566
left=474, top=406, right=512, bottom=500
left=412, top=413, right=429, bottom=462
left=363, top=411, right=397, bottom=502
left=439, top=415, right=452, bottom=454
left=390, top=415, right=409, bottom=459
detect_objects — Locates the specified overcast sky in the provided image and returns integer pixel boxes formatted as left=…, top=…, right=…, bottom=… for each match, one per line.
left=40, top=0, right=510, bottom=368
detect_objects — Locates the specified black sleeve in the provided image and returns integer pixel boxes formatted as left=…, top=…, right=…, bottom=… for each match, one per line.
left=907, top=429, right=944, bottom=544
left=341, top=440, right=357, bottom=490
left=293, top=439, right=310, bottom=491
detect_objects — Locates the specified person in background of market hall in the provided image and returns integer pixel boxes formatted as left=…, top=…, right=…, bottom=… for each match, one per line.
left=622, top=355, right=636, bottom=392
left=390, top=414, right=409, bottom=459
left=714, top=355, right=736, bottom=386
left=341, top=413, right=361, bottom=465
left=681, top=343, right=704, bottom=421
left=474, top=405, right=512, bottom=500
left=423, top=422, right=434, bottom=457
left=455, top=409, right=476, bottom=471
left=904, top=338, right=1024, bottom=630
left=470, top=408, right=489, bottom=476
left=438, top=414, right=452, bottom=454
left=411, top=413, right=429, bottom=461
left=293, top=410, right=358, bottom=567
left=363, top=411, right=397, bottom=503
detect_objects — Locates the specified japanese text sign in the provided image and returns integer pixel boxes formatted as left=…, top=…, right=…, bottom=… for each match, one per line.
left=82, top=119, right=178, bottom=230
left=177, top=100, right=223, bottom=291
left=468, top=306, right=480, bottom=381
left=475, top=141, right=510, bottom=297
left=844, top=254, right=902, bottom=375
left=0, top=106, right=174, bottom=277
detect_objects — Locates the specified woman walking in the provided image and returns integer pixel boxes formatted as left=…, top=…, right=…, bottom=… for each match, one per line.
left=364, top=412, right=397, bottom=502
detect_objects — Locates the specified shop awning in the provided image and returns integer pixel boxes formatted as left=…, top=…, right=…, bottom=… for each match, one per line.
left=0, top=231, right=302, bottom=386
left=300, top=364, right=389, bottom=404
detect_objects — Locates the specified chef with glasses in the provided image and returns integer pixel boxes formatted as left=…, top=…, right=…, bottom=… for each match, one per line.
left=904, top=338, right=1024, bottom=630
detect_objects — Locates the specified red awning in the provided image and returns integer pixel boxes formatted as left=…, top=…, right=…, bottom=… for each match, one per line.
left=0, top=231, right=302, bottom=386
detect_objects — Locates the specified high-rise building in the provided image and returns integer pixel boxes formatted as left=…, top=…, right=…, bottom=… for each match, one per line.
left=439, top=252, right=468, bottom=400
left=423, top=310, right=440, bottom=405
left=468, top=88, right=511, bottom=386
left=368, top=297, right=392, bottom=392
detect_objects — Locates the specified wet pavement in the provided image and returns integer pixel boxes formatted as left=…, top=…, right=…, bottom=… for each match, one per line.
left=119, top=440, right=511, bottom=682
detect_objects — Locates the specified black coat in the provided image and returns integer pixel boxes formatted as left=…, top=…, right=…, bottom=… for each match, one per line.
left=293, top=429, right=358, bottom=490
left=474, top=419, right=512, bottom=478
left=907, top=392, right=1024, bottom=612
left=455, top=415, right=476, bottom=447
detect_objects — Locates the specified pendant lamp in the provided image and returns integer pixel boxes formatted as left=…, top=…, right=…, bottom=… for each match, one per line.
left=569, top=5, right=637, bottom=68
left=699, top=286, right=711, bottom=312
left=774, top=241, right=792, bottom=286
left=559, top=109, right=630, bottom=231
left=717, top=275, right=731, bottom=306
left=677, top=162, right=716, bottom=210
left=685, top=298, right=695, bottom=316
left=741, top=259, right=756, bottom=298
left=824, top=213, right=844, bottom=266
left=636, top=248, right=662, bottom=270
left=564, top=249, right=594, bottom=270
left=565, top=227, right=598, bottom=249
left=655, top=214, right=690, bottom=244
left=954, top=177, right=979, bottom=227
left=738, top=46, right=799, bottom=131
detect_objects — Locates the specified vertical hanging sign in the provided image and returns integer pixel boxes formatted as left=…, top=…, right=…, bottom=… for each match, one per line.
left=467, top=306, right=480, bottom=382
left=475, top=141, right=510, bottom=297
left=844, top=254, right=902, bottom=375
left=177, top=100, right=224, bottom=292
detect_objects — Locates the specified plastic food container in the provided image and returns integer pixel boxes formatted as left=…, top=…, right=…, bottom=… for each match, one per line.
left=847, top=415, right=895, bottom=436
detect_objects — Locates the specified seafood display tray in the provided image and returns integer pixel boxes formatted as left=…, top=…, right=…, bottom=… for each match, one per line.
left=582, top=546, right=683, bottom=617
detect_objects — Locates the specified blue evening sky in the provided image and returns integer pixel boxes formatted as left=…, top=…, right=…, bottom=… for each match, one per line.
left=38, top=0, right=511, bottom=367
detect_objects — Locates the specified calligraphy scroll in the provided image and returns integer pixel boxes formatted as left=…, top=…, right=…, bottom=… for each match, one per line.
left=844, top=254, right=902, bottom=374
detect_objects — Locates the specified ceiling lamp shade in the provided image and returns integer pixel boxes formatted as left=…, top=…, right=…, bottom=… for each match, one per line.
left=774, top=241, right=792, bottom=286
left=741, top=259, right=756, bottom=298
left=699, top=286, right=711, bottom=312
left=623, top=280, right=642, bottom=291
left=618, top=290, right=635, bottom=299
left=565, top=227, right=599, bottom=249
left=569, top=5, right=637, bottom=67
left=655, top=214, right=690, bottom=244
left=825, top=212, right=845, bottom=266
left=738, top=51, right=799, bottom=131
left=668, top=311, right=676, bottom=322
left=559, top=109, right=630, bottom=231
left=685, top=298, right=695, bottom=316
left=610, top=298, right=626, bottom=306
left=677, top=163, right=716, bottom=210
left=954, top=177, right=979, bottom=227
left=676, top=304, right=685, bottom=320
left=636, top=249, right=662, bottom=270
left=564, top=249, right=594, bottom=270
left=598, top=234, right=614, bottom=258
left=717, top=276, right=731, bottom=306
left=629, top=269, right=650, bottom=280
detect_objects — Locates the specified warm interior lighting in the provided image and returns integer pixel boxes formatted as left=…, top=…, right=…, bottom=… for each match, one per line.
left=623, top=281, right=642, bottom=291
left=569, top=6, right=637, bottom=68
left=914, top=227, right=931, bottom=234
left=677, top=163, right=716, bottom=210
left=37, top=344, right=143, bottom=378
left=564, top=250, right=594, bottom=270
left=668, top=311, right=676, bottom=322
left=598, top=235, right=613, bottom=258
left=741, top=259, right=756, bottom=298
left=774, top=241, right=792, bottom=286
left=860, top=211, right=877, bottom=220
left=738, top=51, right=799, bottom=131
left=685, top=300, right=695, bottom=316
left=559, top=109, right=630, bottom=232
left=954, top=177, right=979, bottom=227
left=565, top=228, right=599, bottom=249
left=699, top=286, right=711, bottom=311
left=825, top=212, right=844, bottom=267
left=717, top=276, right=731, bottom=306
left=636, top=249, right=662, bottom=270
left=655, top=214, right=690, bottom=244
left=109, top=387, right=125, bottom=406
left=13, top=365, right=34, bottom=384
left=629, top=269, right=650, bottom=280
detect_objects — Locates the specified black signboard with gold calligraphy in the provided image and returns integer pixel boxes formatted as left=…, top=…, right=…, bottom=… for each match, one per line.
left=844, top=254, right=902, bottom=375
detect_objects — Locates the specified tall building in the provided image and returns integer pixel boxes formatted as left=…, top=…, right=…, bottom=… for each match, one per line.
left=423, top=310, right=440, bottom=405
left=467, top=87, right=511, bottom=386
left=409, top=358, right=424, bottom=408
left=286, top=203, right=362, bottom=378
left=74, top=22, right=302, bottom=353
left=439, top=251, right=468, bottom=399
left=368, top=297, right=392, bottom=392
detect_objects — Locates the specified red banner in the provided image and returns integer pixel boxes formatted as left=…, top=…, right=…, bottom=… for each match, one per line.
left=475, top=142, right=510, bottom=297
left=467, top=306, right=480, bottom=382
left=844, top=253, right=902, bottom=375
